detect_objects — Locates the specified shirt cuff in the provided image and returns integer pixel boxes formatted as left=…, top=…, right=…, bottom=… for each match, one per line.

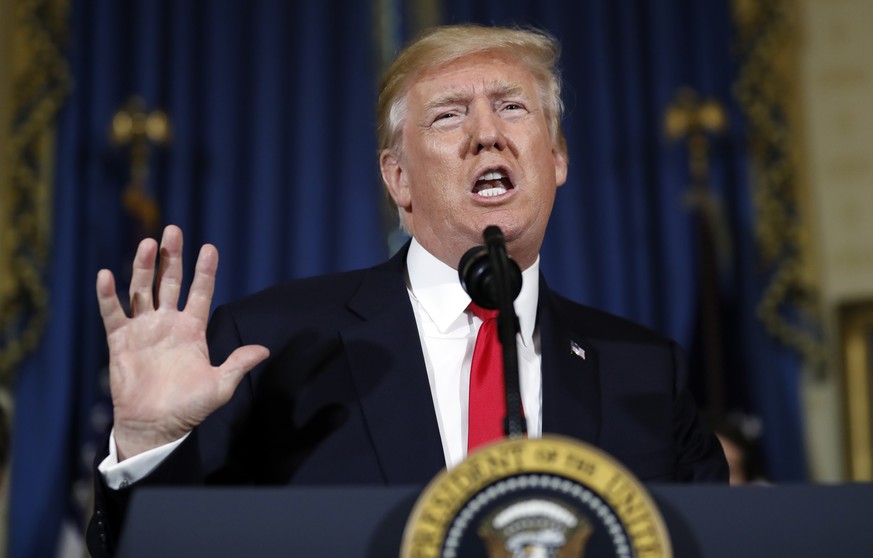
left=98, top=428, right=189, bottom=490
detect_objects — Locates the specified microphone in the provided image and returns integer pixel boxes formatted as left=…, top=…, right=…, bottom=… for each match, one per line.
left=458, top=231, right=522, bottom=309
left=458, top=226, right=526, bottom=439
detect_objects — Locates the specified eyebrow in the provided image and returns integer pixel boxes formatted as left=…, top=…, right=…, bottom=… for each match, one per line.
left=423, top=80, right=528, bottom=112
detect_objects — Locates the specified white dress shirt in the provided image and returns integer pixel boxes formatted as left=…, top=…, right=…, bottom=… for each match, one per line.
left=405, top=238, right=542, bottom=468
left=99, top=238, right=543, bottom=487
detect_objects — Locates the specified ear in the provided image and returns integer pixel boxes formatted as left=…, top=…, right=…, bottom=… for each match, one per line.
left=553, top=146, right=568, bottom=188
left=380, top=149, right=411, bottom=209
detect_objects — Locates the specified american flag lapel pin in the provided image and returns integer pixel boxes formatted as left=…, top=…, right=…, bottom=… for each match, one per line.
left=570, top=340, right=586, bottom=360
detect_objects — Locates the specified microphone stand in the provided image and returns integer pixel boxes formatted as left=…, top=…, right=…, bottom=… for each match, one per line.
left=483, top=226, right=526, bottom=439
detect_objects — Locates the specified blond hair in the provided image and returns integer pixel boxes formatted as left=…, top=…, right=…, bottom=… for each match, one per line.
left=377, top=24, right=566, bottom=154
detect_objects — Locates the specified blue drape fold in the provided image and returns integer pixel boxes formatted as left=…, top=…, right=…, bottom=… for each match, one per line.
left=441, top=0, right=808, bottom=483
left=10, top=1, right=384, bottom=556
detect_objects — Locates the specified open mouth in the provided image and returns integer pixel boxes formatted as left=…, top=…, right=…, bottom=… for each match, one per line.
left=472, top=169, right=514, bottom=198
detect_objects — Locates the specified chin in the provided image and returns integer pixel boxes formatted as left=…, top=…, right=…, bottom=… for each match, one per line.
left=492, top=222, right=530, bottom=244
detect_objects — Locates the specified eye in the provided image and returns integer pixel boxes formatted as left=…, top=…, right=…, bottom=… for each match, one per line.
left=430, top=110, right=464, bottom=128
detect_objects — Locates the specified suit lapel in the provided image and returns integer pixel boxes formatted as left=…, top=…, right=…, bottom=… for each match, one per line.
left=539, top=278, right=602, bottom=446
left=337, top=255, right=603, bottom=481
left=341, top=246, right=446, bottom=484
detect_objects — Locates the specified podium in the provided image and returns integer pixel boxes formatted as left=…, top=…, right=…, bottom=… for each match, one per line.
left=117, top=484, right=873, bottom=557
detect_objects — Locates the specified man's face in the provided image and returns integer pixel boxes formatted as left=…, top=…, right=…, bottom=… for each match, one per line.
left=380, top=51, right=568, bottom=270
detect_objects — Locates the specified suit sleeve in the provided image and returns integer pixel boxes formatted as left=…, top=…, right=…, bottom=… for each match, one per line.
left=670, top=342, right=729, bottom=482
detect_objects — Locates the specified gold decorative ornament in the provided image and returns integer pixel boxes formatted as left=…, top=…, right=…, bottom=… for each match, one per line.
left=732, top=0, right=827, bottom=375
left=0, top=0, right=71, bottom=381
left=110, top=96, right=171, bottom=235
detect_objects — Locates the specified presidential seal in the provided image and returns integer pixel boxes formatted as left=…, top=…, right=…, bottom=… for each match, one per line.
left=401, top=436, right=671, bottom=558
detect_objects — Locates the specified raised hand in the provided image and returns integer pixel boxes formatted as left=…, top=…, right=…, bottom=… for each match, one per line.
left=96, top=225, right=269, bottom=460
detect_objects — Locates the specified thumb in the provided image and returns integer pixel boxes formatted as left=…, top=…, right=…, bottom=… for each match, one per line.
left=217, top=345, right=270, bottom=395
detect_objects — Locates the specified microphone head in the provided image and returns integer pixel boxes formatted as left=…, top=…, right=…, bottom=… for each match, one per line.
left=458, top=245, right=522, bottom=309
left=483, top=225, right=504, bottom=247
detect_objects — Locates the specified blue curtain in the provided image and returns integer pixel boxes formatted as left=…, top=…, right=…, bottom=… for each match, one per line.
left=440, top=0, right=808, bottom=483
left=10, top=1, right=385, bottom=556
left=11, top=0, right=808, bottom=556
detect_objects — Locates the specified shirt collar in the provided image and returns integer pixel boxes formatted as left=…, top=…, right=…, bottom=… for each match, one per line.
left=406, top=238, right=540, bottom=346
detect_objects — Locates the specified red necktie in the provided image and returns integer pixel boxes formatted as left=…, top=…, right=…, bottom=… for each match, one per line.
left=467, top=302, right=505, bottom=452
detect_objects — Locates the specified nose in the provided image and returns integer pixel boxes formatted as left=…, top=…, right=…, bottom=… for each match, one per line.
left=467, top=104, right=506, bottom=154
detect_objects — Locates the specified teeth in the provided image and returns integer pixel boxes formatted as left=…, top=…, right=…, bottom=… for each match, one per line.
left=479, top=170, right=506, bottom=181
left=476, top=186, right=507, bottom=197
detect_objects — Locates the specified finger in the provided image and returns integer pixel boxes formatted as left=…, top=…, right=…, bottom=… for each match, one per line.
left=128, top=237, right=158, bottom=315
left=96, top=269, right=127, bottom=335
left=156, top=225, right=184, bottom=309
left=216, top=345, right=270, bottom=398
left=185, top=243, right=219, bottom=324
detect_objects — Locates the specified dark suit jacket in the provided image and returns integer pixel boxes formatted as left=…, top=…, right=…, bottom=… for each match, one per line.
left=88, top=244, right=726, bottom=555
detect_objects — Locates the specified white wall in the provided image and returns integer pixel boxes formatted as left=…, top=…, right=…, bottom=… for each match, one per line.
left=799, top=0, right=873, bottom=481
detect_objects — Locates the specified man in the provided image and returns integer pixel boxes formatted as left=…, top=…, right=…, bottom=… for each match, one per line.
left=88, top=24, right=727, bottom=555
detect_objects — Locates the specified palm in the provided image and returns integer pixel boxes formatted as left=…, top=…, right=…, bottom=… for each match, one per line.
left=108, top=308, right=213, bottom=429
